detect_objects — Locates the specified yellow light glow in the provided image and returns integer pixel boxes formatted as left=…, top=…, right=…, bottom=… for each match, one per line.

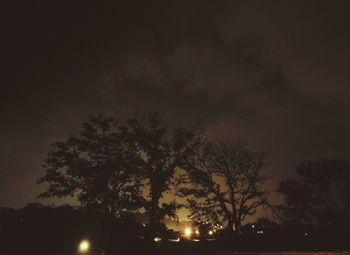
left=208, top=230, right=213, bottom=236
left=195, top=229, right=200, bottom=235
left=184, top=227, right=192, bottom=237
left=154, top=237, right=161, bottom=242
left=78, top=240, right=90, bottom=253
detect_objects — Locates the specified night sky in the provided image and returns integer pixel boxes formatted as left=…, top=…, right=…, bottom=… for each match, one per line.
left=2, top=0, right=350, bottom=208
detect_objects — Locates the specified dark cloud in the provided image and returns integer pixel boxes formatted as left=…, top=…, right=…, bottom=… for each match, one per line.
left=1, top=0, right=350, bottom=207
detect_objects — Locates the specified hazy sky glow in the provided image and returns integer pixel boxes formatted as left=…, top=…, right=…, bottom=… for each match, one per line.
left=2, top=0, right=350, bottom=208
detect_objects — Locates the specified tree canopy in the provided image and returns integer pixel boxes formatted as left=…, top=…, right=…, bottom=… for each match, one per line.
left=125, top=113, right=196, bottom=234
left=38, top=113, right=197, bottom=234
left=38, top=114, right=144, bottom=216
left=179, top=139, right=270, bottom=234
left=277, top=158, right=350, bottom=230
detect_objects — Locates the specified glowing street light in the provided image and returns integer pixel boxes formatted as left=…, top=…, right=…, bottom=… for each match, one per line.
left=78, top=239, right=90, bottom=253
left=154, top=237, right=161, bottom=242
left=184, top=227, right=192, bottom=238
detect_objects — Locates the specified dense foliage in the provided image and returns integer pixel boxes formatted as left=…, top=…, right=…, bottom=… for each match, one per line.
left=277, top=158, right=350, bottom=231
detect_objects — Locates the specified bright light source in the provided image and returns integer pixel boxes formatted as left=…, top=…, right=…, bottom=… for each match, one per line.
left=195, top=229, right=200, bottom=235
left=154, top=237, right=161, bottom=242
left=208, top=230, right=213, bottom=236
left=78, top=240, right=90, bottom=253
left=184, top=227, right=192, bottom=237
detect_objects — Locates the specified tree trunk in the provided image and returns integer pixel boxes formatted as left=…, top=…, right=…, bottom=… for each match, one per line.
left=148, top=185, right=162, bottom=241
left=227, top=216, right=234, bottom=237
left=235, top=220, right=241, bottom=234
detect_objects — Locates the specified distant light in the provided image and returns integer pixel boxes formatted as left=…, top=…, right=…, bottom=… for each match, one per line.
left=208, top=230, right=213, bottom=236
left=184, top=227, right=192, bottom=237
left=195, top=229, right=200, bottom=235
left=167, top=238, right=180, bottom=242
left=78, top=240, right=90, bottom=253
left=257, top=230, right=264, bottom=234
left=304, top=232, right=308, bottom=237
left=154, top=237, right=161, bottom=242
left=252, top=225, right=255, bottom=228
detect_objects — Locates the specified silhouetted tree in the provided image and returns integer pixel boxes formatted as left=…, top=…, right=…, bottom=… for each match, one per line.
left=125, top=113, right=196, bottom=237
left=277, top=158, right=350, bottom=229
left=180, top=139, right=270, bottom=235
left=38, top=114, right=144, bottom=217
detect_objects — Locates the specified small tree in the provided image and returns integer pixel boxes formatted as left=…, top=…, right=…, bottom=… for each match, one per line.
left=38, top=114, right=144, bottom=216
left=180, top=139, right=270, bottom=235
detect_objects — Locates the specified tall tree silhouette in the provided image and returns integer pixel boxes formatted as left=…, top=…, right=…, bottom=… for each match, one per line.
left=277, top=158, right=350, bottom=229
left=180, top=139, right=269, bottom=235
left=125, top=113, right=195, bottom=237
left=38, top=114, right=144, bottom=216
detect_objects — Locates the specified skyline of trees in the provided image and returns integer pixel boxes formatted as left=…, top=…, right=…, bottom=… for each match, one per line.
left=1, top=112, right=350, bottom=255
left=35, top=112, right=350, bottom=240
left=37, top=112, right=273, bottom=236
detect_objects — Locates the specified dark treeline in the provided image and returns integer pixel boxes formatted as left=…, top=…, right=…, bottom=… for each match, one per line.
left=0, top=203, right=143, bottom=254
left=1, top=113, right=350, bottom=254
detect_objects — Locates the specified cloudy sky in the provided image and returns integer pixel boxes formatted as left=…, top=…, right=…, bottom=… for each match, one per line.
left=2, top=0, right=350, bottom=207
